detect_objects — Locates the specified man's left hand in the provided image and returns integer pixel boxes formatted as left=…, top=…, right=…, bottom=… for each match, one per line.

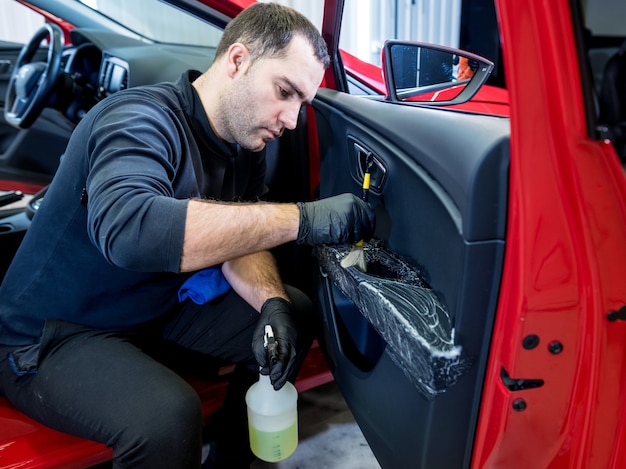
left=252, top=297, right=298, bottom=390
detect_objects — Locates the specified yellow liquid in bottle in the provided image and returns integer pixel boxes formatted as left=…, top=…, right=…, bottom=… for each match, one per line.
left=249, top=421, right=298, bottom=462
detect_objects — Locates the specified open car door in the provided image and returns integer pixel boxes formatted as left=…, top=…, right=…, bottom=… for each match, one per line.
left=312, top=2, right=508, bottom=468
left=313, top=0, right=626, bottom=468
left=313, top=86, right=508, bottom=468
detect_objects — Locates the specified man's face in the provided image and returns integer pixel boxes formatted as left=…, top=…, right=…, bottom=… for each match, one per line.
left=219, top=35, right=325, bottom=152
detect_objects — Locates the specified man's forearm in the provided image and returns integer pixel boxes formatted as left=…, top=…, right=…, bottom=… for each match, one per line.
left=180, top=199, right=300, bottom=272
left=222, top=251, right=288, bottom=312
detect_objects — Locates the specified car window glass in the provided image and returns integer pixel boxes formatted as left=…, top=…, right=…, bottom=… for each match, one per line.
left=583, top=0, right=626, bottom=36
left=0, top=0, right=45, bottom=43
left=340, top=0, right=462, bottom=69
left=337, top=0, right=503, bottom=95
left=78, top=0, right=223, bottom=47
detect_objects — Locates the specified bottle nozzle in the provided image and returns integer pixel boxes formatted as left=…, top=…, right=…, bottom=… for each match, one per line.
left=264, top=325, right=279, bottom=365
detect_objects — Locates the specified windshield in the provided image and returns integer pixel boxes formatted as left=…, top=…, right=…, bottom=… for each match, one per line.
left=78, top=0, right=223, bottom=47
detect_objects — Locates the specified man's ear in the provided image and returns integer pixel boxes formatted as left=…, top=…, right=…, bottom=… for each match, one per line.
left=226, top=43, right=250, bottom=78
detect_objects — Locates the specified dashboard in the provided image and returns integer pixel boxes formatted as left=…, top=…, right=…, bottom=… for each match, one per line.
left=58, top=28, right=216, bottom=122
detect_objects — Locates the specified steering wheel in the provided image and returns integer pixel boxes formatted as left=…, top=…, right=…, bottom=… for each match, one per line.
left=4, top=23, right=64, bottom=129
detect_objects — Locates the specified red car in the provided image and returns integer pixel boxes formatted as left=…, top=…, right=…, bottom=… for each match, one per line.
left=0, top=0, right=625, bottom=467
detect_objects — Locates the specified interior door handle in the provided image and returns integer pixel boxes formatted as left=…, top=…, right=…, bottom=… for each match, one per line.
left=354, top=142, right=386, bottom=193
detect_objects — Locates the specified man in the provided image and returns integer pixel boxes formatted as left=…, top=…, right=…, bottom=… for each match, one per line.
left=0, top=3, right=374, bottom=468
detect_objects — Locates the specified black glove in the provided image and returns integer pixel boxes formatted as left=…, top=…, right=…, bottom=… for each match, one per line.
left=296, top=193, right=375, bottom=246
left=252, top=297, right=298, bottom=390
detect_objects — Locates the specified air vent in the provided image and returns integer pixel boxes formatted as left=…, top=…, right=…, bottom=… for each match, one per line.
left=119, top=69, right=128, bottom=90
left=98, top=60, right=113, bottom=95
left=60, top=53, right=70, bottom=70
left=98, top=57, right=129, bottom=97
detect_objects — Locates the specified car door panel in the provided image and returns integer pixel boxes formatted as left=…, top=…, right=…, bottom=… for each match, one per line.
left=312, top=88, right=509, bottom=468
left=0, top=41, right=65, bottom=189
left=0, top=41, right=24, bottom=178
left=0, top=41, right=24, bottom=106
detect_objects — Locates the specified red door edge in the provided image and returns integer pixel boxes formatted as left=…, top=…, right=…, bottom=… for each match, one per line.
left=472, top=1, right=626, bottom=468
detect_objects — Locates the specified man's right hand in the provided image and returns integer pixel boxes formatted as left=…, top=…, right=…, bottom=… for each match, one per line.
left=296, top=193, right=375, bottom=246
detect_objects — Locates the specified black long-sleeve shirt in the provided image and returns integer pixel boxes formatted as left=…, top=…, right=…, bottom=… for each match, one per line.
left=0, top=70, right=267, bottom=345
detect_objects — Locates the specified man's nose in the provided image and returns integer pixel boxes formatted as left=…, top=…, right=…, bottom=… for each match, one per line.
left=280, top=102, right=301, bottom=130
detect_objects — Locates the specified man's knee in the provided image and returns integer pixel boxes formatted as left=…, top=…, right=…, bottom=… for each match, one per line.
left=112, top=381, right=203, bottom=467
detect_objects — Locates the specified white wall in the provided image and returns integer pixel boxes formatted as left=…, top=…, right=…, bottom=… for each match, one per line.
left=271, top=0, right=461, bottom=66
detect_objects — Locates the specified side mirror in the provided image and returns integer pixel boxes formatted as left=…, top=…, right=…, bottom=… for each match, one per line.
left=382, top=40, right=494, bottom=105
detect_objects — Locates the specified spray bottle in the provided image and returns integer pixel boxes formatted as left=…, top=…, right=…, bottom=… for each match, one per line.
left=246, top=325, right=298, bottom=462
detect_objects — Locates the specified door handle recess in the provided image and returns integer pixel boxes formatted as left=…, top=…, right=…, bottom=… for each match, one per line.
left=353, top=142, right=386, bottom=193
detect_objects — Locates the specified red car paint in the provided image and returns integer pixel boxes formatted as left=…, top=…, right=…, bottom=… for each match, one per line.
left=472, top=0, right=626, bottom=467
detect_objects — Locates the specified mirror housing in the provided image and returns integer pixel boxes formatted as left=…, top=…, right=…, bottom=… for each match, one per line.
left=382, top=40, right=494, bottom=106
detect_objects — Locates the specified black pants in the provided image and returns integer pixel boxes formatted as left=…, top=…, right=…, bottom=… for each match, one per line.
left=0, top=285, right=314, bottom=468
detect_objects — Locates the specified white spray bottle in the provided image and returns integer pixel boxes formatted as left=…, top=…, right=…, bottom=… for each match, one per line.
left=245, top=325, right=298, bottom=462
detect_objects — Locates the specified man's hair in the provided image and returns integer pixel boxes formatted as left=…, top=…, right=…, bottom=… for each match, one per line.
left=214, top=2, right=330, bottom=69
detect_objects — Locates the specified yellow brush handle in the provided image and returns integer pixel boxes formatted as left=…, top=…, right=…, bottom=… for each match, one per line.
left=357, top=170, right=371, bottom=246
left=362, top=172, right=371, bottom=190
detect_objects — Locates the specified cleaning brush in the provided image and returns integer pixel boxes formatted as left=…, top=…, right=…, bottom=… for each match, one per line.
left=340, top=158, right=372, bottom=271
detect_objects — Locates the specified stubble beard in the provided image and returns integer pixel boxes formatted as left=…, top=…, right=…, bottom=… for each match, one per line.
left=218, top=74, right=267, bottom=152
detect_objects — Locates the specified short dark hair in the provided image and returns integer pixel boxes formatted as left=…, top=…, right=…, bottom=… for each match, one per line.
left=214, top=2, right=330, bottom=69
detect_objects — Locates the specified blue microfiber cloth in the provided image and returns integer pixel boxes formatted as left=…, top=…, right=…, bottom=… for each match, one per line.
left=178, top=266, right=231, bottom=304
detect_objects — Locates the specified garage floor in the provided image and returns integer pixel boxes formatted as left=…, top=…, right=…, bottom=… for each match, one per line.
left=250, top=381, right=380, bottom=469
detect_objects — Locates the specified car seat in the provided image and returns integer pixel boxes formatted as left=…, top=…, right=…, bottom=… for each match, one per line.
left=598, top=39, right=626, bottom=162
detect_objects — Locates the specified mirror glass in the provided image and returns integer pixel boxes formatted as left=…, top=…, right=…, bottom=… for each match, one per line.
left=383, top=41, right=493, bottom=105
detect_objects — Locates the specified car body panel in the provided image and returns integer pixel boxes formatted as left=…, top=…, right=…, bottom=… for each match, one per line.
left=472, top=0, right=626, bottom=467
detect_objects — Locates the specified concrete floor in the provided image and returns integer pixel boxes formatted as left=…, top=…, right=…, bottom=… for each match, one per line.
left=250, top=381, right=381, bottom=469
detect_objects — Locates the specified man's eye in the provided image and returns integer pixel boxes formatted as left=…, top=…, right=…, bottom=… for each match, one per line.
left=279, top=87, right=291, bottom=98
